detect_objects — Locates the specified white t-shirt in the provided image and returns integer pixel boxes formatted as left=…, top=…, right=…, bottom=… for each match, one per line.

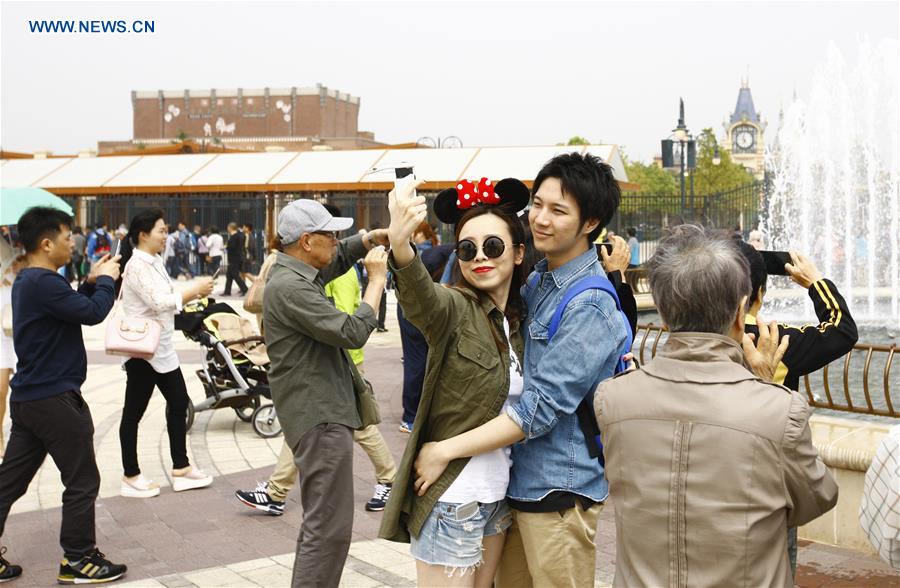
left=440, top=317, right=524, bottom=505
left=206, top=233, right=224, bottom=258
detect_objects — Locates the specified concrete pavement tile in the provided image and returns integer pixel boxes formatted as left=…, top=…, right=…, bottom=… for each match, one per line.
left=226, top=557, right=279, bottom=573
left=270, top=553, right=295, bottom=568
left=381, top=560, right=417, bottom=582
left=348, top=541, right=412, bottom=569
left=182, top=567, right=250, bottom=587
left=338, top=569, right=382, bottom=588
left=239, top=564, right=293, bottom=587
left=156, top=574, right=199, bottom=588
left=165, top=518, right=220, bottom=536
left=120, top=578, right=168, bottom=588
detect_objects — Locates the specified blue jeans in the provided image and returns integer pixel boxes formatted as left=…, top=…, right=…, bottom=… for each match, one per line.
left=411, top=500, right=512, bottom=570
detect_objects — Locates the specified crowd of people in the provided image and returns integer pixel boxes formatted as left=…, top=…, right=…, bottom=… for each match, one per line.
left=0, top=151, right=861, bottom=586
left=41, top=221, right=262, bottom=295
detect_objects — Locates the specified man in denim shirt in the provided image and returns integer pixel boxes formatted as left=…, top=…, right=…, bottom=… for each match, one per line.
left=413, top=153, right=627, bottom=586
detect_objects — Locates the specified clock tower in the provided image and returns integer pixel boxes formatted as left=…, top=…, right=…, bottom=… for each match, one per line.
left=722, top=79, right=767, bottom=179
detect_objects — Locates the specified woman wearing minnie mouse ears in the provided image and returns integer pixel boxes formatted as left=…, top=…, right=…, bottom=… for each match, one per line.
left=379, top=176, right=530, bottom=586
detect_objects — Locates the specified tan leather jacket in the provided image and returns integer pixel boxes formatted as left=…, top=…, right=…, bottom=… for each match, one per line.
left=594, top=332, right=838, bottom=587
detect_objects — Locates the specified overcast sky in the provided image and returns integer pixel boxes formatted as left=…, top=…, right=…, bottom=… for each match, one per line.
left=1, top=0, right=897, bottom=161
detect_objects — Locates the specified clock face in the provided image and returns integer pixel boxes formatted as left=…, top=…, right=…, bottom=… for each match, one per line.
left=735, top=129, right=755, bottom=150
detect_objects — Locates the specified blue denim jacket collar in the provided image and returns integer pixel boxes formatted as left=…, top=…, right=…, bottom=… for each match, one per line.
left=534, top=246, right=600, bottom=290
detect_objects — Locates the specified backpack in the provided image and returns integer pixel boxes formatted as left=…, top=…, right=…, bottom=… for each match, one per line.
left=172, top=234, right=186, bottom=254
left=525, top=272, right=634, bottom=466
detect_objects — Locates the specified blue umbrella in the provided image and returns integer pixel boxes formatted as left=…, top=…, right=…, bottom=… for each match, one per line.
left=1, top=187, right=74, bottom=225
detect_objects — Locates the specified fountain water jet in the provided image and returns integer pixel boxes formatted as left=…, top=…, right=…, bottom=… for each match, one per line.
left=764, top=39, right=899, bottom=328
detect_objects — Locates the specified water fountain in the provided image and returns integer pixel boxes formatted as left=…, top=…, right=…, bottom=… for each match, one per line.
left=763, top=39, right=899, bottom=330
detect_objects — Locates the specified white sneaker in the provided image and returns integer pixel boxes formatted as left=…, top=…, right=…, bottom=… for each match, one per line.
left=121, top=474, right=161, bottom=498
left=172, top=467, right=213, bottom=492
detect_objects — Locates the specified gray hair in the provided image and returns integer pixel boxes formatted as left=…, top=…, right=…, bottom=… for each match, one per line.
left=647, top=225, right=751, bottom=335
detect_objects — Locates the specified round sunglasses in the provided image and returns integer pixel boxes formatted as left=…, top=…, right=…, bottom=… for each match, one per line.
left=456, top=236, right=506, bottom=262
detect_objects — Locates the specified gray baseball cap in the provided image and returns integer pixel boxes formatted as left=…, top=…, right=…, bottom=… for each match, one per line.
left=277, top=199, right=354, bottom=245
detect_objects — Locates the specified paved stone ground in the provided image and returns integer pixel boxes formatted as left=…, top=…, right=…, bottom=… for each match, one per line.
left=2, top=284, right=899, bottom=587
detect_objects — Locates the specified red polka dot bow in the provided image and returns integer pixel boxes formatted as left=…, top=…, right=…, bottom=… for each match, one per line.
left=455, top=178, right=502, bottom=210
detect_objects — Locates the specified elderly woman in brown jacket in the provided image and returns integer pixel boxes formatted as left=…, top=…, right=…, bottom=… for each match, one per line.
left=594, top=225, right=838, bottom=587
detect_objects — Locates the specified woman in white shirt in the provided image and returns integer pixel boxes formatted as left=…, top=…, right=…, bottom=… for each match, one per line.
left=118, top=209, right=215, bottom=498
left=205, top=227, right=224, bottom=277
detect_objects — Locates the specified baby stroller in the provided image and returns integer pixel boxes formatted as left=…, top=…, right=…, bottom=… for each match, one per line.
left=175, top=299, right=282, bottom=438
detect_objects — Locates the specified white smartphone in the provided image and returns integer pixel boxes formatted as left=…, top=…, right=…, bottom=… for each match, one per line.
left=211, top=267, right=222, bottom=280
left=394, top=166, right=416, bottom=199
left=114, top=239, right=122, bottom=257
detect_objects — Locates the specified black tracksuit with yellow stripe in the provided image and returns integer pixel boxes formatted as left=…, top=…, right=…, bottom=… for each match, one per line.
left=745, top=279, right=858, bottom=390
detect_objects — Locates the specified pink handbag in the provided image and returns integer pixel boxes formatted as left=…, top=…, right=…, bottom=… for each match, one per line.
left=105, top=262, right=162, bottom=360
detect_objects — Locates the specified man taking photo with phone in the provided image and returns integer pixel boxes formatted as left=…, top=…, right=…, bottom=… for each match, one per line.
left=0, top=207, right=128, bottom=585
left=737, top=241, right=858, bottom=575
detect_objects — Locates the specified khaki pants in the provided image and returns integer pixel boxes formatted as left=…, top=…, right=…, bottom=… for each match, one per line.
left=495, top=502, right=602, bottom=588
left=268, top=424, right=396, bottom=501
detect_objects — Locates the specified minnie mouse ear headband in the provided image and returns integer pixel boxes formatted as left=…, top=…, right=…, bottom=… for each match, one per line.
left=433, top=177, right=530, bottom=225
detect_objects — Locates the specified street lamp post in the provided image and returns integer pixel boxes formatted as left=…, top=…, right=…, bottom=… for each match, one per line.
left=673, top=100, right=689, bottom=215
left=662, top=99, right=696, bottom=221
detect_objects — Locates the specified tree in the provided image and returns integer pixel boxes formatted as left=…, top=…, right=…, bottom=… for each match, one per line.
left=623, top=158, right=677, bottom=195
left=559, top=136, right=591, bottom=146
left=691, top=128, right=754, bottom=195
left=619, top=150, right=680, bottom=216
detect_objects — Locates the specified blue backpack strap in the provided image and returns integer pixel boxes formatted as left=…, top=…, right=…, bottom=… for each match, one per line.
left=547, top=275, right=634, bottom=467
left=548, top=276, right=632, bottom=368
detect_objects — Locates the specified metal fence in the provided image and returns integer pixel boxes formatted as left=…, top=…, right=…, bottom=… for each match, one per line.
left=634, top=323, right=899, bottom=418
left=608, top=180, right=768, bottom=265
left=78, top=194, right=268, bottom=237
left=72, top=194, right=269, bottom=269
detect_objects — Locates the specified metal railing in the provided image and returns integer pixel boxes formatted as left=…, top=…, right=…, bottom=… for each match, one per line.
left=634, top=323, right=898, bottom=418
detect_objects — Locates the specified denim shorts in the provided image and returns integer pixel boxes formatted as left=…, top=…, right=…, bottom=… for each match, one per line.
left=410, top=500, right=512, bottom=569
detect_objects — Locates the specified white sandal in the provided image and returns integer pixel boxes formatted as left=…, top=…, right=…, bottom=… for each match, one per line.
left=121, top=474, right=160, bottom=498
left=172, top=467, right=213, bottom=492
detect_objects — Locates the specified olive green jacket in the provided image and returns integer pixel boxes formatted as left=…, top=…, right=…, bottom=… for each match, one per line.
left=263, top=237, right=376, bottom=450
left=379, top=249, right=524, bottom=543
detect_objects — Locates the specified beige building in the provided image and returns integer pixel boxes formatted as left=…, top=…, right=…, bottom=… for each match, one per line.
left=721, top=80, right=767, bottom=179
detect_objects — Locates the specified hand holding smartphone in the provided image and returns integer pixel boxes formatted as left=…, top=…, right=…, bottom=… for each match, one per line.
left=596, top=242, right=614, bottom=257
left=760, top=250, right=792, bottom=276
left=394, top=166, right=416, bottom=200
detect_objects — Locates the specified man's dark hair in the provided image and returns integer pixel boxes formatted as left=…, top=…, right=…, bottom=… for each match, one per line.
left=734, top=238, right=768, bottom=308
left=627, top=227, right=637, bottom=238
left=18, top=206, right=73, bottom=253
left=244, top=222, right=254, bottom=231
left=532, top=152, right=621, bottom=242
left=94, top=223, right=104, bottom=230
